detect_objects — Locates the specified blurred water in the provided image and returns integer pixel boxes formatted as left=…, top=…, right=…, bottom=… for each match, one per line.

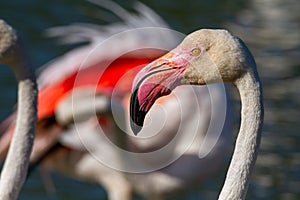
left=0, top=0, right=299, bottom=199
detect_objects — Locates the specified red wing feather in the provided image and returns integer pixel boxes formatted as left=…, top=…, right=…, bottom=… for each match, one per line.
left=38, top=57, right=153, bottom=119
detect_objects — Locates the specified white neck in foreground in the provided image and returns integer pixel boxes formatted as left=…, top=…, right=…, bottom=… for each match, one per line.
left=218, top=70, right=264, bottom=200
left=0, top=61, right=37, bottom=200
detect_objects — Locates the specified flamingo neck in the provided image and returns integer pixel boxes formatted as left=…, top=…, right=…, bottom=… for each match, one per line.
left=0, top=60, right=37, bottom=200
left=218, top=70, right=264, bottom=200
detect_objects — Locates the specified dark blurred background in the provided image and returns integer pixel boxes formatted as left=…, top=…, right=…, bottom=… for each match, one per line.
left=0, top=0, right=299, bottom=199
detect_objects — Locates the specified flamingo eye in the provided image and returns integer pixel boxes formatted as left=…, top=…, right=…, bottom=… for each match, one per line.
left=191, top=48, right=201, bottom=56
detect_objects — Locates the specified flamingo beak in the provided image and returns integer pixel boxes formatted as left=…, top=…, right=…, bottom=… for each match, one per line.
left=130, top=51, right=187, bottom=134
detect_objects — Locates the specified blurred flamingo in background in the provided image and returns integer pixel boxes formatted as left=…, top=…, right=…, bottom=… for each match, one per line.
left=0, top=0, right=233, bottom=199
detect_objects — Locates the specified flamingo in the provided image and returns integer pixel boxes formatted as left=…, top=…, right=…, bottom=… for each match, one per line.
left=130, top=29, right=264, bottom=199
left=0, top=1, right=233, bottom=200
left=0, top=20, right=37, bottom=200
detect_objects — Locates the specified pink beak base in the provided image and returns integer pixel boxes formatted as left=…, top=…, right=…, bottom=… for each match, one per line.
left=130, top=57, right=187, bottom=134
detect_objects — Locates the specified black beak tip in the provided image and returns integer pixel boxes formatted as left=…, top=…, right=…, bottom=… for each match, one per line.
left=130, top=88, right=147, bottom=135
left=130, top=120, right=142, bottom=135
left=130, top=109, right=147, bottom=135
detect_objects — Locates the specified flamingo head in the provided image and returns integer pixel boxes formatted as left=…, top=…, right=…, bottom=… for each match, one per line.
left=130, top=29, right=255, bottom=134
left=0, top=19, right=31, bottom=79
left=0, top=20, right=18, bottom=66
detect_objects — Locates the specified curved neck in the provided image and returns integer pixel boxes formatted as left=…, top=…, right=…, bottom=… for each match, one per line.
left=0, top=61, right=37, bottom=200
left=218, top=70, right=264, bottom=200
